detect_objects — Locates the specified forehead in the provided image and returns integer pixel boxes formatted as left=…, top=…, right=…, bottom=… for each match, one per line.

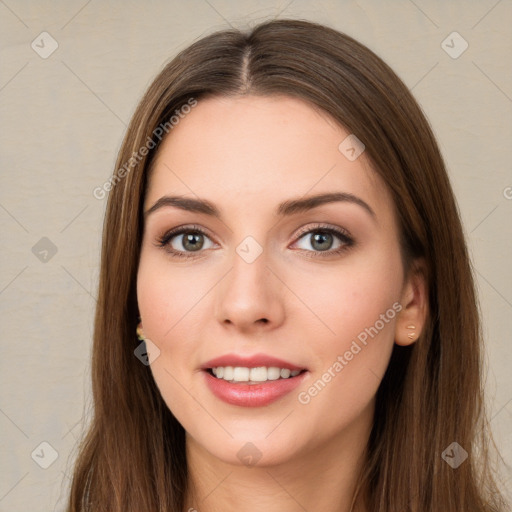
left=145, top=95, right=392, bottom=221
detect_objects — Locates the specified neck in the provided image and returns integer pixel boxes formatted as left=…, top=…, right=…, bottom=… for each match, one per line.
left=184, top=403, right=373, bottom=512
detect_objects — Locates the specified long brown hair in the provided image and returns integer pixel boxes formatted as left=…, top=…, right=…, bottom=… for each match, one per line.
left=66, top=18, right=508, bottom=511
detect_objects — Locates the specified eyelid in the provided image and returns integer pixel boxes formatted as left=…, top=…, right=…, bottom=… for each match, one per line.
left=292, top=222, right=352, bottom=241
left=155, top=224, right=217, bottom=250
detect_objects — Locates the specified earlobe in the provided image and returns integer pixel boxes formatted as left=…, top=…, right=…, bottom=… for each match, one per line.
left=395, top=260, right=428, bottom=346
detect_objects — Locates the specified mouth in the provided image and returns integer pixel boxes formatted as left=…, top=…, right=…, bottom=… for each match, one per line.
left=206, top=366, right=306, bottom=384
left=200, top=354, right=308, bottom=407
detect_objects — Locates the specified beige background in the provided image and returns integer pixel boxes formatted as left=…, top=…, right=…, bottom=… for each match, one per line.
left=0, top=1, right=511, bottom=510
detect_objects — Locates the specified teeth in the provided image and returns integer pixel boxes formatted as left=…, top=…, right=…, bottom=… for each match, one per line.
left=233, top=367, right=250, bottom=381
left=267, top=367, right=281, bottom=380
left=250, top=367, right=267, bottom=382
left=211, top=366, right=303, bottom=383
left=223, top=366, right=234, bottom=380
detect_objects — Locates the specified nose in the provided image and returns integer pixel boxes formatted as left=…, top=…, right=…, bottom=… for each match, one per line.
left=214, top=248, right=286, bottom=334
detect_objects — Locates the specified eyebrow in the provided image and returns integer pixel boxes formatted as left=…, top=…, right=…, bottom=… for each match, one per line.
left=144, top=192, right=376, bottom=220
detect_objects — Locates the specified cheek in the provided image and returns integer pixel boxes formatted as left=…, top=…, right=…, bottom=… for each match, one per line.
left=290, top=247, right=403, bottom=352
left=136, top=251, right=214, bottom=417
left=290, top=251, right=402, bottom=422
left=136, top=250, right=212, bottom=342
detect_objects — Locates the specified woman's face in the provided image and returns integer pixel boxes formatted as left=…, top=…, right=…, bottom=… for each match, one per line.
left=137, top=95, right=410, bottom=467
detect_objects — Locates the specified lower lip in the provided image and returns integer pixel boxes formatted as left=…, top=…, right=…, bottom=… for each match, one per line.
left=203, top=370, right=307, bottom=407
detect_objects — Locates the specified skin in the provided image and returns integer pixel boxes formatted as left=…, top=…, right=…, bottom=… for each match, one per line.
left=136, top=95, right=427, bottom=512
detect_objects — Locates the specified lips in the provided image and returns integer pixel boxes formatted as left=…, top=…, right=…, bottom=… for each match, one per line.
left=201, top=353, right=308, bottom=407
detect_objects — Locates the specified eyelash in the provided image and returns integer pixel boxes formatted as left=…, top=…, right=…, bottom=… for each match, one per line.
left=155, top=223, right=355, bottom=260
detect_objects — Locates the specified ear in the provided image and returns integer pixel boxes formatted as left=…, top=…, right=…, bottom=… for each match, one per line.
left=394, top=259, right=428, bottom=346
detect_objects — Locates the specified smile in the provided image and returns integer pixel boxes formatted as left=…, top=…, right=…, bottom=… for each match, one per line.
left=201, top=353, right=308, bottom=406
left=209, top=366, right=303, bottom=383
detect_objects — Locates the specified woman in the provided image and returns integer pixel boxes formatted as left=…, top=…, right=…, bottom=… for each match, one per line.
left=66, top=18, right=508, bottom=511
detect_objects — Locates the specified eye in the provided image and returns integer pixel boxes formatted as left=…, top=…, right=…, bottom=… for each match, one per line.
left=155, top=223, right=354, bottom=260
left=292, top=224, right=354, bottom=257
left=156, top=225, right=215, bottom=258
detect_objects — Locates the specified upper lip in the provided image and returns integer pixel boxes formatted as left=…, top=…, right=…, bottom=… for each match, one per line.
left=201, top=353, right=306, bottom=371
